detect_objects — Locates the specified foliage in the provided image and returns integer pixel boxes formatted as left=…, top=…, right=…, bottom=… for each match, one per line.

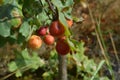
left=0, top=0, right=110, bottom=80
left=8, top=48, right=45, bottom=77
left=67, top=41, right=108, bottom=80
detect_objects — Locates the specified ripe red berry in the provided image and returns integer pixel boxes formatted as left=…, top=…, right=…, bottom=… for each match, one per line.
left=49, top=21, right=65, bottom=37
left=56, top=39, right=70, bottom=55
left=44, top=34, right=55, bottom=45
left=37, top=26, right=48, bottom=36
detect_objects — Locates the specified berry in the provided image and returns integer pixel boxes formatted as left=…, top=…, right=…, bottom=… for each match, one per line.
left=67, top=19, right=73, bottom=28
left=49, top=21, right=65, bottom=37
left=44, top=34, right=55, bottom=45
left=28, top=35, right=42, bottom=49
left=37, top=26, right=48, bottom=36
left=56, top=39, right=70, bottom=55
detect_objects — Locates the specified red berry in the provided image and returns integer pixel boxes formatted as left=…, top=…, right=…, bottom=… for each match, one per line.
left=56, top=39, right=70, bottom=55
left=37, top=26, right=48, bottom=36
left=49, top=21, right=65, bottom=37
left=44, top=34, right=55, bottom=45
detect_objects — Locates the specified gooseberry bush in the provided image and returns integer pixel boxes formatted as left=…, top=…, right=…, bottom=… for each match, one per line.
left=0, top=0, right=109, bottom=80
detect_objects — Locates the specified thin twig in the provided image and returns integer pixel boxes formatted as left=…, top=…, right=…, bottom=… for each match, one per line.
left=109, top=32, right=120, bottom=62
left=95, top=28, right=109, bottom=65
left=45, top=0, right=56, bottom=15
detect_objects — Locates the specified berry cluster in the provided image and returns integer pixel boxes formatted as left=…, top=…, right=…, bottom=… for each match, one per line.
left=28, top=19, right=73, bottom=55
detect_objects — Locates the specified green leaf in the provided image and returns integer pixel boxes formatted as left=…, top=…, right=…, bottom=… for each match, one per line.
left=50, top=50, right=57, bottom=59
left=21, top=49, right=30, bottom=59
left=52, top=0, right=73, bottom=19
left=16, top=70, right=22, bottom=77
left=52, top=0, right=74, bottom=11
left=8, top=61, right=18, bottom=72
left=72, top=40, right=85, bottom=54
left=63, top=8, right=72, bottom=19
left=8, top=49, right=45, bottom=77
left=0, top=22, right=11, bottom=37
left=42, top=71, right=53, bottom=80
left=58, top=12, right=71, bottom=36
left=90, top=60, right=105, bottom=80
left=19, top=21, right=31, bottom=38
left=67, top=38, right=76, bottom=51
left=52, top=0, right=74, bottom=26
left=37, top=11, right=51, bottom=25
left=17, top=33, right=25, bottom=44
left=72, top=41, right=86, bottom=72
left=10, top=18, right=21, bottom=28
left=29, top=52, right=45, bottom=68
left=51, top=0, right=63, bottom=10
left=83, top=59, right=96, bottom=74
left=22, top=0, right=42, bottom=17
left=75, top=41, right=85, bottom=55
left=65, top=0, right=74, bottom=7
left=0, top=4, right=14, bottom=19
left=73, top=16, right=84, bottom=22
left=0, top=0, right=22, bottom=20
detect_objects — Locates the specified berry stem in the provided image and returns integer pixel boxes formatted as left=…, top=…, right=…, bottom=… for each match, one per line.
left=45, top=0, right=56, bottom=15
left=45, top=0, right=58, bottom=20
left=58, top=54, right=68, bottom=80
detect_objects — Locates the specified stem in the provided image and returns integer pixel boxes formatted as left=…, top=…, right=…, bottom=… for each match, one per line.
left=45, top=0, right=58, bottom=20
left=46, top=0, right=56, bottom=15
left=45, top=1, right=67, bottom=80
left=109, top=32, right=120, bottom=63
left=58, top=54, right=68, bottom=80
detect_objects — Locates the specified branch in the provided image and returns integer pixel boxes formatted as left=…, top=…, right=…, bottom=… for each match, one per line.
left=45, top=0, right=56, bottom=15
left=45, top=0, right=58, bottom=20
